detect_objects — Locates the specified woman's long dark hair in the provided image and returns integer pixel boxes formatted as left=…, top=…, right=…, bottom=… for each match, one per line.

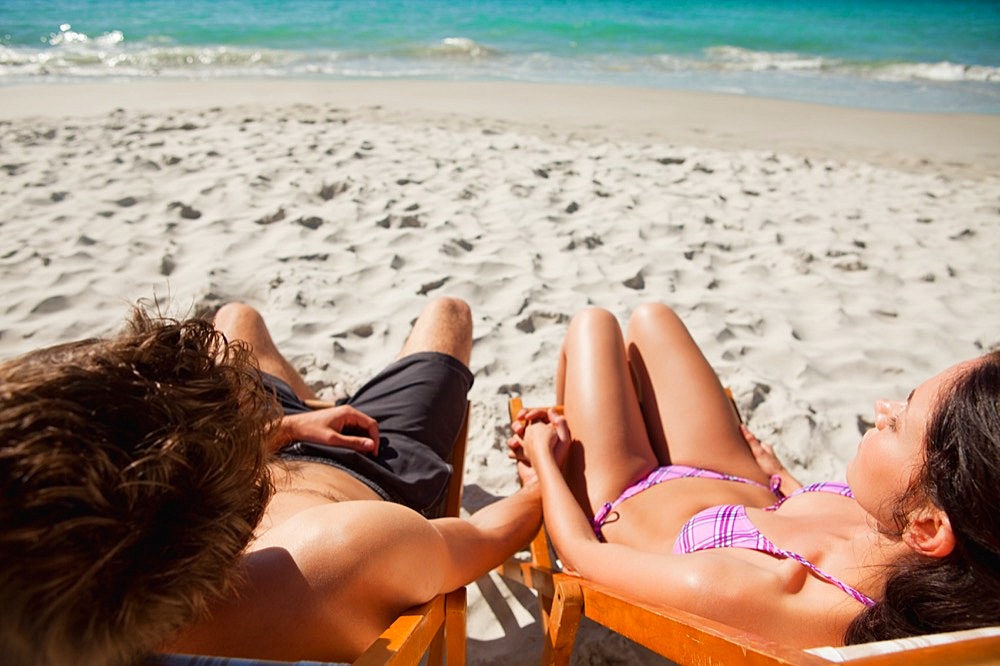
left=845, top=351, right=1000, bottom=643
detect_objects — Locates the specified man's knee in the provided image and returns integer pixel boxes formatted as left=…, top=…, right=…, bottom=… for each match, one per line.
left=402, top=297, right=473, bottom=362
left=422, top=297, right=472, bottom=336
left=215, top=301, right=261, bottom=321
left=213, top=302, right=263, bottom=328
left=430, top=297, right=471, bottom=323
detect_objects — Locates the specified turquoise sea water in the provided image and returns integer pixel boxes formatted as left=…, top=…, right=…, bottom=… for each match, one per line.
left=2, top=0, right=999, bottom=112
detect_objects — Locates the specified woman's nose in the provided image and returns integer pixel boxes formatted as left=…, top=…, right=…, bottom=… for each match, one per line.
left=874, top=399, right=901, bottom=429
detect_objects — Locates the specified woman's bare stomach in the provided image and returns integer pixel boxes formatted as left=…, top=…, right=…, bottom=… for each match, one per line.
left=598, top=477, right=781, bottom=555
left=254, top=458, right=383, bottom=540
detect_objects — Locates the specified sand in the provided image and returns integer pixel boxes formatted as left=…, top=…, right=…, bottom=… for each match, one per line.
left=1, top=80, right=998, bottom=663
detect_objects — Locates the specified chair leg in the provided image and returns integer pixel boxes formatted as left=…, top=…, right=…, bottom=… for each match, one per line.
left=529, top=527, right=556, bottom=629
left=445, top=586, right=467, bottom=665
left=426, top=587, right=467, bottom=666
left=427, top=624, right=446, bottom=666
left=538, top=592, right=554, bottom=633
left=543, top=578, right=583, bottom=666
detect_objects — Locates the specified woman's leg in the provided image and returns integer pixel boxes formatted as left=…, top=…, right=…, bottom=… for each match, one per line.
left=213, top=302, right=317, bottom=401
left=625, top=303, right=767, bottom=483
left=557, top=308, right=660, bottom=517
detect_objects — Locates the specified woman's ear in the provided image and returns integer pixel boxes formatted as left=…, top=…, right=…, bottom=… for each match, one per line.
left=902, top=506, right=956, bottom=558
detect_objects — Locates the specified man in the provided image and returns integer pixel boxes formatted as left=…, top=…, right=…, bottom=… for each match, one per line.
left=0, top=297, right=541, bottom=664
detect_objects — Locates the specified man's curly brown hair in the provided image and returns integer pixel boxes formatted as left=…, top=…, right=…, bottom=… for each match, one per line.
left=0, top=307, right=277, bottom=665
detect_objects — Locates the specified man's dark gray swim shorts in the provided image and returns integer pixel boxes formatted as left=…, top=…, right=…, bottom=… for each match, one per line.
left=264, top=351, right=473, bottom=518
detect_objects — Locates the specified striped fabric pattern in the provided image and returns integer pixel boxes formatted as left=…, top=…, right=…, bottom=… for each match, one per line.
left=674, top=482, right=876, bottom=607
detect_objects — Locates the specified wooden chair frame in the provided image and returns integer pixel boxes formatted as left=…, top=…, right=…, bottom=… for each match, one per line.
left=500, top=397, right=1000, bottom=665
left=357, top=400, right=469, bottom=665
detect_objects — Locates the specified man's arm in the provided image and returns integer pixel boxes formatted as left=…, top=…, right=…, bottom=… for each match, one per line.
left=167, top=488, right=539, bottom=662
left=429, top=481, right=543, bottom=592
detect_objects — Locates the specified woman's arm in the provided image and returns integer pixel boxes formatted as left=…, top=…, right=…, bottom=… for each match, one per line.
left=554, top=538, right=851, bottom=648
left=514, top=417, right=604, bottom=574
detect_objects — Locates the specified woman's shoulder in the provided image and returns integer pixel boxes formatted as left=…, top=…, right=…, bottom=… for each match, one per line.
left=771, top=480, right=860, bottom=514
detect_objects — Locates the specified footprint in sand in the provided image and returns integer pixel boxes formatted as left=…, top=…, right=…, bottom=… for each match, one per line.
left=30, top=295, right=70, bottom=315
left=515, top=311, right=570, bottom=334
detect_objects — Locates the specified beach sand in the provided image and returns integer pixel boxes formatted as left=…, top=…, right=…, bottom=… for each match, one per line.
left=2, top=80, right=998, bottom=663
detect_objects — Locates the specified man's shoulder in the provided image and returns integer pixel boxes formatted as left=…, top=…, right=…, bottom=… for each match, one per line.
left=245, top=499, right=445, bottom=608
left=253, top=500, right=433, bottom=559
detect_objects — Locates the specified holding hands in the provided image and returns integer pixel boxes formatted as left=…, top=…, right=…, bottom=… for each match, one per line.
left=507, top=405, right=572, bottom=486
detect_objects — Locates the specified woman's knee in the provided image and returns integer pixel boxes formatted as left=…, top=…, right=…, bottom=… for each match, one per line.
left=627, top=302, right=683, bottom=342
left=569, top=306, right=618, bottom=332
left=563, top=307, right=621, bottom=352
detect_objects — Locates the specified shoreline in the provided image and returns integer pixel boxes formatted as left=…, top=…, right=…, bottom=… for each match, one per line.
left=4, top=79, right=999, bottom=179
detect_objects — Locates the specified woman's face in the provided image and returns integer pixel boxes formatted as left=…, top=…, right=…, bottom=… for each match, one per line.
left=847, top=361, right=969, bottom=527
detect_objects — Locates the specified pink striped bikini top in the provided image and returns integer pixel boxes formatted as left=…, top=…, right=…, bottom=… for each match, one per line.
left=673, top=481, right=877, bottom=607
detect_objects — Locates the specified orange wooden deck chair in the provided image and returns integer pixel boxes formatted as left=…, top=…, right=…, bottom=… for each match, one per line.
left=155, top=403, right=470, bottom=666
left=499, top=397, right=1000, bottom=666
left=357, top=400, right=469, bottom=666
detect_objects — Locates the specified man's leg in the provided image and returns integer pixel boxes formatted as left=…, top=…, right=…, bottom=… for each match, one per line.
left=339, top=297, right=474, bottom=514
left=398, top=297, right=472, bottom=365
left=213, top=303, right=317, bottom=401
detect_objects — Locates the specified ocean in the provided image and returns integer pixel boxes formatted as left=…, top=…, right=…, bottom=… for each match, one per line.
left=2, top=0, right=999, bottom=113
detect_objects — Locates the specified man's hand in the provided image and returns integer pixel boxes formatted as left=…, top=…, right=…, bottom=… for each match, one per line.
left=270, top=405, right=380, bottom=454
left=508, top=407, right=571, bottom=485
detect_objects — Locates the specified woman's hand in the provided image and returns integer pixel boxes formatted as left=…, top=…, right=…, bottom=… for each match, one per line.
left=270, top=405, right=380, bottom=454
left=741, top=424, right=802, bottom=493
left=508, top=407, right=571, bottom=485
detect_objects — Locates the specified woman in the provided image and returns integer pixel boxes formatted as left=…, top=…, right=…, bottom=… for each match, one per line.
left=509, top=303, right=999, bottom=647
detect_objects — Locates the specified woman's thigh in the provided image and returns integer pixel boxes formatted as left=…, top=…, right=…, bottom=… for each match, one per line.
left=625, top=303, right=768, bottom=484
left=557, top=308, right=660, bottom=517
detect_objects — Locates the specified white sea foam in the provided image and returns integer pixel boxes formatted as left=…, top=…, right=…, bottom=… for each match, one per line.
left=703, top=45, right=1000, bottom=83
left=434, top=37, right=495, bottom=58
left=877, top=61, right=1000, bottom=83
left=5, top=28, right=998, bottom=86
left=705, top=46, right=830, bottom=72
left=46, top=24, right=124, bottom=47
left=2, top=27, right=997, bottom=112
